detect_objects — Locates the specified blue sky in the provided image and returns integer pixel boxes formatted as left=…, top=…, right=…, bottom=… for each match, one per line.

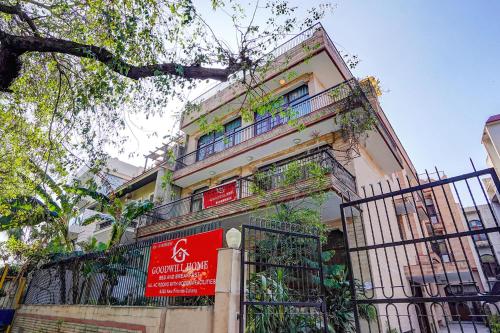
left=322, top=0, right=500, bottom=176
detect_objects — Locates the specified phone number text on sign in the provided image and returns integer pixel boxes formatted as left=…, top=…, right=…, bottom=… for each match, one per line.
left=145, top=229, right=223, bottom=297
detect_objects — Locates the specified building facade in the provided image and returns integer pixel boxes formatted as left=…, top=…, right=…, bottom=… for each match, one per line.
left=55, top=24, right=498, bottom=332
left=114, top=24, right=492, bottom=331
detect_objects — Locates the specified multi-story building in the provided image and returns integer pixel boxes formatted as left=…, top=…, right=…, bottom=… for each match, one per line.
left=403, top=176, right=488, bottom=325
left=100, top=24, right=492, bottom=331
left=68, top=157, right=144, bottom=246
left=472, top=114, right=500, bottom=291
left=122, top=24, right=427, bottom=331
left=464, top=205, right=500, bottom=286
left=136, top=25, right=416, bottom=240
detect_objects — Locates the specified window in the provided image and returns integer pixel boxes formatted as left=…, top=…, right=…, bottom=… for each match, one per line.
left=481, top=254, right=498, bottom=278
left=255, top=85, right=309, bottom=135
left=190, top=186, right=208, bottom=212
left=469, top=219, right=488, bottom=241
left=431, top=239, right=451, bottom=262
left=223, top=118, right=242, bottom=147
left=196, top=118, right=241, bottom=161
left=322, top=230, right=346, bottom=265
left=425, top=198, right=438, bottom=219
left=220, top=176, right=239, bottom=184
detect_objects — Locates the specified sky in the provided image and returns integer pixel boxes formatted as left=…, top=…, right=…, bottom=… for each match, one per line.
left=323, top=0, right=500, bottom=176
left=114, top=0, right=500, bottom=179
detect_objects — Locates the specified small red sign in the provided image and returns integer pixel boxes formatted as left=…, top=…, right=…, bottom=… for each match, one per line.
left=203, top=182, right=238, bottom=209
left=145, top=229, right=223, bottom=297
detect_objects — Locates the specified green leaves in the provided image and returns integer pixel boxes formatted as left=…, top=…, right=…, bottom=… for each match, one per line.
left=122, top=200, right=153, bottom=220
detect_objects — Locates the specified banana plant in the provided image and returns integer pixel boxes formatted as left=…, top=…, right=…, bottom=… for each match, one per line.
left=80, top=199, right=153, bottom=305
left=81, top=199, right=153, bottom=248
left=0, top=166, right=109, bottom=254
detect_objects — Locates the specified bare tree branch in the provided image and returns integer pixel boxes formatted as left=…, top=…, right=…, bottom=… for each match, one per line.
left=0, top=29, right=244, bottom=91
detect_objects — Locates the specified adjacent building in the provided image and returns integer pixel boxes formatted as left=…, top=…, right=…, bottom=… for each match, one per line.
left=68, top=157, right=144, bottom=247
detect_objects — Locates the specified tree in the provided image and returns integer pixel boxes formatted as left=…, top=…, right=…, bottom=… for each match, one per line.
left=0, top=163, right=110, bottom=266
left=0, top=0, right=331, bottom=199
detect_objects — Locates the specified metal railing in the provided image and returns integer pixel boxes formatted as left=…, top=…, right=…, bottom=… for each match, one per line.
left=340, top=166, right=500, bottom=332
left=189, top=23, right=323, bottom=106
left=240, top=218, right=328, bottom=332
left=140, top=147, right=355, bottom=228
left=96, top=220, right=137, bottom=231
left=175, top=79, right=358, bottom=169
left=24, top=221, right=221, bottom=307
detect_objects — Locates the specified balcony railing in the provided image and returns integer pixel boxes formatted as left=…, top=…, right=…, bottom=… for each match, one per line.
left=96, top=220, right=137, bottom=231
left=139, top=147, right=355, bottom=228
left=189, top=23, right=324, bottom=106
left=175, top=79, right=359, bottom=170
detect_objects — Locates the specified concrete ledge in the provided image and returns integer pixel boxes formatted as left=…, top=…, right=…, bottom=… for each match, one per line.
left=11, top=304, right=214, bottom=333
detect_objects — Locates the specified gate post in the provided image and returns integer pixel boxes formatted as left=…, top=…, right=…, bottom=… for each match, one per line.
left=213, top=248, right=241, bottom=333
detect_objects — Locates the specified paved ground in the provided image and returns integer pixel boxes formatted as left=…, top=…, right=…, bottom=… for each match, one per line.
left=439, top=322, right=489, bottom=333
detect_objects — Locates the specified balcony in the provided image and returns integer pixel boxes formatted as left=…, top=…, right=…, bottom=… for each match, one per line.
left=137, top=147, right=356, bottom=238
left=173, top=79, right=364, bottom=185
left=95, top=220, right=137, bottom=231
left=92, top=219, right=137, bottom=245
left=181, top=23, right=351, bottom=129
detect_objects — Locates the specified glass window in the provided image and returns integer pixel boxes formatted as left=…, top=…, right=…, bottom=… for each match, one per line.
left=431, top=239, right=451, bottom=262
left=283, top=85, right=311, bottom=119
left=220, top=176, right=239, bottom=184
left=481, top=254, right=498, bottom=278
left=190, top=186, right=208, bottom=212
left=223, top=118, right=242, bottom=148
left=469, top=219, right=488, bottom=241
left=322, top=230, right=346, bottom=266
left=196, top=118, right=241, bottom=161
left=197, top=133, right=215, bottom=161
left=254, top=85, right=309, bottom=135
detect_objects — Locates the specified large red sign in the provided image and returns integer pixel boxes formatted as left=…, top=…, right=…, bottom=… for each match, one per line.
left=145, top=229, right=223, bottom=297
left=203, top=182, right=238, bottom=209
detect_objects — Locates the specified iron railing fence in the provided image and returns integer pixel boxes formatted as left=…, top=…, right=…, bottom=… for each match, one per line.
left=23, top=221, right=221, bottom=307
left=138, top=147, right=356, bottom=228
left=340, top=166, right=500, bottom=333
left=175, top=78, right=359, bottom=170
left=96, top=220, right=137, bottom=231
left=240, top=217, right=328, bottom=333
left=189, top=23, right=324, bottom=107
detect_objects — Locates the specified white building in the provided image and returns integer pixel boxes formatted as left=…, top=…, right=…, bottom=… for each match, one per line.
left=69, top=157, right=143, bottom=247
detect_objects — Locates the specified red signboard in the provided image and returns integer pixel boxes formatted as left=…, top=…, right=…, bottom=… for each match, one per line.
left=202, top=182, right=238, bottom=209
left=145, top=229, right=223, bottom=297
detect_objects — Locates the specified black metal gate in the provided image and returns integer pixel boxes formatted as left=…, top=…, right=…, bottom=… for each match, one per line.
left=341, top=167, right=500, bottom=333
left=239, top=218, right=329, bottom=332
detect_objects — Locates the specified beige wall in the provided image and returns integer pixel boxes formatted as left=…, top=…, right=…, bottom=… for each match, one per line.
left=126, top=181, right=156, bottom=202
left=483, top=120, right=500, bottom=176
left=11, top=304, right=213, bottom=333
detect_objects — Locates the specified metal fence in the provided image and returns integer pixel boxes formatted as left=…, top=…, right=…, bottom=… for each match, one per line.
left=23, top=221, right=221, bottom=307
left=341, top=166, right=500, bottom=333
left=239, top=218, right=328, bottom=333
